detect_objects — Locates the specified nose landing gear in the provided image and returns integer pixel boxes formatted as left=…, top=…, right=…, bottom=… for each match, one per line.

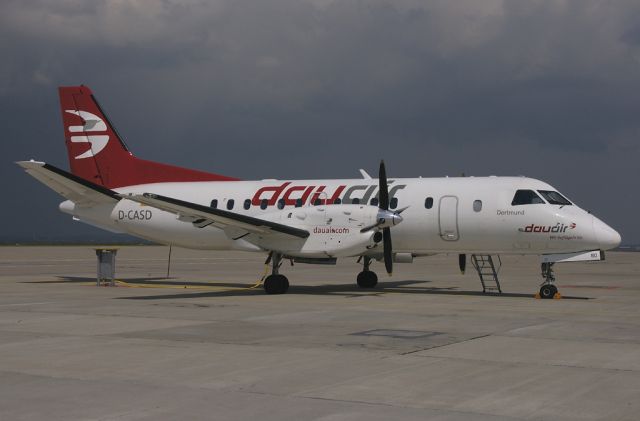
left=539, top=262, right=559, bottom=299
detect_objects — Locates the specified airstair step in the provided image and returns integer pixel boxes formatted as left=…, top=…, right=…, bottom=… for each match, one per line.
left=471, top=254, right=502, bottom=294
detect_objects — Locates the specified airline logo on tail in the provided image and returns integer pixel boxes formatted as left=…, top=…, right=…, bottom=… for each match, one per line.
left=65, top=110, right=109, bottom=159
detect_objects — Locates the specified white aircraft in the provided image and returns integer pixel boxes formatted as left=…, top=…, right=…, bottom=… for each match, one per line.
left=18, top=86, right=621, bottom=297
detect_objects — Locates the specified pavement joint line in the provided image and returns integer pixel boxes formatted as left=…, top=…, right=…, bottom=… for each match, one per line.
left=408, top=352, right=640, bottom=373
left=0, top=302, right=56, bottom=307
left=500, top=333, right=640, bottom=346
left=399, top=334, right=492, bottom=355
left=243, top=389, right=404, bottom=410
left=265, top=391, right=526, bottom=420
left=245, top=386, right=390, bottom=406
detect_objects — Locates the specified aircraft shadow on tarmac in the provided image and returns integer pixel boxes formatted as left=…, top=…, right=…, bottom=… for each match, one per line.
left=55, top=277, right=589, bottom=301
left=23, top=276, right=591, bottom=300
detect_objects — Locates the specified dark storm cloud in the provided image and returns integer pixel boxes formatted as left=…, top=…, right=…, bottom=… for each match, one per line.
left=1, top=0, right=639, bottom=242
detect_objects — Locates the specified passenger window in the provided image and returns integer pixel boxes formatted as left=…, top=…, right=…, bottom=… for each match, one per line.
left=370, top=198, right=379, bottom=206
left=260, top=199, right=268, bottom=210
left=295, top=198, right=303, bottom=208
left=473, top=200, right=482, bottom=212
left=390, top=198, right=398, bottom=209
left=537, top=190, right=572, bottom=206
left=210, top=199, right=218, bottom=209
left=226, top=199, right=234, bottom=210
left=243, top=199, right=251, bottom=210
left=277, top=199, right=285, bottom=209
left=352, top=198, right=360, bottom=205
left=424, top=197, right=433, bottom=209
left=314, top=198, right=322, bottom=206
left=333, top=198, right=342, bottom=205
left=511, top=190, right=545, bottom=206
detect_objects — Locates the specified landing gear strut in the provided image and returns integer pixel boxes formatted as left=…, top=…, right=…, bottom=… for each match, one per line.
left=357, top=256, right=378, bottom=288
left=539, top=262, right=558, bottom=299
left=264, top=252, right=289, bottom=295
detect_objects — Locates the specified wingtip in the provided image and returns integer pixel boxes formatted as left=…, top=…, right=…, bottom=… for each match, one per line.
left=16, top=160, right=46, bottom=169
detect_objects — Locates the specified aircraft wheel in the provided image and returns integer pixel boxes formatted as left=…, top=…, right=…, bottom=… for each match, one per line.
left=539, top=284, right=557, bottom=299
left=264, top=274, right=289, bottom=294
left=357, top=271, right=378, bottom=288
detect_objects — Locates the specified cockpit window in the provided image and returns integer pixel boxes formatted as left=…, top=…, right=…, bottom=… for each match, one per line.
left=538, top=190, right=572, bottom=206
left=511, top=190, right=545, bottom=206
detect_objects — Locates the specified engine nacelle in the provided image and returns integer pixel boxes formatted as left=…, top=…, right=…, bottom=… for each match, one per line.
left=259, top=204, right=385, bottom=257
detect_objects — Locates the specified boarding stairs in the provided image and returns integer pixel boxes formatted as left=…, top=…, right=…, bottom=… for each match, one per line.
left=471, top=254, right=502, bottom=294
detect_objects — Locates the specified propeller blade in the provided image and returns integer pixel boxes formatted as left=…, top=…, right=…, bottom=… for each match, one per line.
left=459, top=254, right=466, bottom=274
left=379, top=160, right=389, bottom=210
left=360, top=222, right=380, bottom=233
left=383, top=227, right=393, bottom=274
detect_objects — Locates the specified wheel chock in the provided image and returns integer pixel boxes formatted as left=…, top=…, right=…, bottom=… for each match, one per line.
left=534, top=292, right=562, bottom=299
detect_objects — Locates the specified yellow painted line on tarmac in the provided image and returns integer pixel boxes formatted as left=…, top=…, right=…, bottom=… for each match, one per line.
left=111, top=264, right=270, bottom=292
left=34, top=265, right=269, bottom=293
left=112, top=279, right=261, bottom=291
left=113, top=280, right=232, bottom=290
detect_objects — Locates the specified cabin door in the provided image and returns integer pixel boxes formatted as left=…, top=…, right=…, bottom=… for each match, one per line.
left=439, top=196, right=459, bottom=241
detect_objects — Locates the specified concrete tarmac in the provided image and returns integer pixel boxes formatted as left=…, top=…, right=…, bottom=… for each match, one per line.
left=0, top=246, right=638, bottom=420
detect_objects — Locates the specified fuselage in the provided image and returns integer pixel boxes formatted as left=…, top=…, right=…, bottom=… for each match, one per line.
left=60, top=175, right=621, bottom=257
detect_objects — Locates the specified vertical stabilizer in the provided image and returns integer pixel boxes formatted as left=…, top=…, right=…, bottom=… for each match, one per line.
left=59, top=86, right=238, bottom=188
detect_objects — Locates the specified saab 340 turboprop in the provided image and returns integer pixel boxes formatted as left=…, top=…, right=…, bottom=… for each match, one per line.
left=18, top=86, right=621, bottom=297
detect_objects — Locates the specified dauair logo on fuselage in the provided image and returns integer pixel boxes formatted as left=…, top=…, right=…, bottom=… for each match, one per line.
left=519, top=223, right=576, bottom=233
left=65, top=110, right=109, bottom=159
left=250, top=182, right=406, bottom=207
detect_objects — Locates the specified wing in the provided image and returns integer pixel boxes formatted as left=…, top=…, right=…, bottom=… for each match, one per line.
left=16, top=161, right=119, bottom=206
left=123, top=192, right=310, bottom=240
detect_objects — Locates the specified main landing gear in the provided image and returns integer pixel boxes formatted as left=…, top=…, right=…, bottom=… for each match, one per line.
left=263, top=252, right=289, bottom=295
left=539, top=262, right=558, bottom=299
left=261, top=253, right=381, bottom=293
left=357, top=256, right=378, bottom=288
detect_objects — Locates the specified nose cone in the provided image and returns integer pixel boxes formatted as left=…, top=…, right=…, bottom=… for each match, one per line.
left=377, top=210, right=403, bottom=228
left=593, top=216, right=621, bottom=250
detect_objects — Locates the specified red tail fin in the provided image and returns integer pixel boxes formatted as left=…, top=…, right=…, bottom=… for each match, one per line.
left=59, top=86, right=238, bottom=188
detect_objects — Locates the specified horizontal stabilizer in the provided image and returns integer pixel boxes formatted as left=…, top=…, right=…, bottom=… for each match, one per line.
left=16, top=161, right=119, bottom=205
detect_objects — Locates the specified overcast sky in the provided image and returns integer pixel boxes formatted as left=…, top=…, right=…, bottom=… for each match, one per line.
left=1, top=0, right=639, bottom=244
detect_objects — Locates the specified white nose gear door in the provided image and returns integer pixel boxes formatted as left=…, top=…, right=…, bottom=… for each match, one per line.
left=439, top=196, right=459, bottom=241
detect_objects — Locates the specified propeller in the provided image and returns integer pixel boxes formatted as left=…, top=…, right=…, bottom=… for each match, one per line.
left=379, top=160, right=394, bottom=275
left=358, top=160, right=403, bottom=275
left=459, top=254, right=466, bottom=274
